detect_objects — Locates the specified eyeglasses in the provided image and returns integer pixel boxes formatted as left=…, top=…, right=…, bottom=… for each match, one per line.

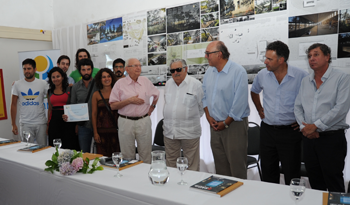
left=114, top=66, right=124, bottom=69
left=204, top=51, right=220, bottom=56
left=127, top=65, right=142, bottom=68
left=169, top=67, right=184, bottom=73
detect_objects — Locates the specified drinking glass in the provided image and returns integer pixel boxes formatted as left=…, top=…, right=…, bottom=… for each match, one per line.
left=53, top=139, right=62, bottom=150
left=290, top=178, right=306, bottom=204
left=176, top=157, right=188, bottom=185
left=112, top=152, right=123, bottom=178
left=22, top=131, right=31, bottom=146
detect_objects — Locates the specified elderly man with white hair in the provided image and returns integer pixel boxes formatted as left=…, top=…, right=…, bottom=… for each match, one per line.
left=110, top=58, right=159, bottom=163
left=163, top=59, right=204, bottom=171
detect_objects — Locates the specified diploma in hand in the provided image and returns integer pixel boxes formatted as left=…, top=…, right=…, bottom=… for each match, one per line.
left=64, top=103, right=89, bottom=122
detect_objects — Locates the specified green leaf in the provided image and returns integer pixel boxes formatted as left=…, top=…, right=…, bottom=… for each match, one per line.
left=45, top=160, right=56, bottom=166
left=55, top=147, right=59, bottom=157
left=92, top=158, right=100, bottom=167
left=82, top=167, right=88, bottom=174
left=44, top=167, right=54, bottom=173
left=85, top=157, right=90, bottom=164
left=52, top=154, right=57, bottom=162
left=88, top=169, right=94, bottom=174
left=96, top=166, right=104, bottom=171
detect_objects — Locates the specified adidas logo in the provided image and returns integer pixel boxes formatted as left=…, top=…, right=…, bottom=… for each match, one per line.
left=21, top=89, right=40, bottom=100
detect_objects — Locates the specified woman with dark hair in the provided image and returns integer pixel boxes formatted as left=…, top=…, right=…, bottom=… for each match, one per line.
left=91, top=68, right=120, bottom=156
left=47, top=67, right=80, bottom=150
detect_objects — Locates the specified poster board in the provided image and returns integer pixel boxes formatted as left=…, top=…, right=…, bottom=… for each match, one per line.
left=0, top=69, right=7, bottom=120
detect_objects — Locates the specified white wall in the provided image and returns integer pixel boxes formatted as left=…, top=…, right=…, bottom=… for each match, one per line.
left=0, top=38, right=52, bottom=139
left=53, top=0, right=198, bottom=28
left=0, top=0, right=53, bottom=30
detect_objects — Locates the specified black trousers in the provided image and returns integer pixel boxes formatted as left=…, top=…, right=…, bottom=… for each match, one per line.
left=303, top=130, right=347, bottom=192
left=260, top=121, right=302, bottom=185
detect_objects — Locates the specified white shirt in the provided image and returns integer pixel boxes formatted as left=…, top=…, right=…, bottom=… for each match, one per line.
left=11, top=78, right=49, bottom=124
left=163, top=75, right=204, bottom=140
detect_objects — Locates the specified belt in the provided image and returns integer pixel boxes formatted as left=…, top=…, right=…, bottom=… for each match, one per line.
left=262, top=121, right=292, bottom=129
left=52, top=106, right=63, bottom=110
left=119, top=114, right=148, bottom=121
left=319, top=129, right=344, bottom=136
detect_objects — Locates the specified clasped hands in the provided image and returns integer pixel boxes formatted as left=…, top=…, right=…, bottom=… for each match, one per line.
left=207, top=116, right=226, bottom=131
left=301, top=122, right=319, bottom=139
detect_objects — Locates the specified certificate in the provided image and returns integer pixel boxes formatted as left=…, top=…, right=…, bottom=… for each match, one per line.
left=64, top=103, right=89, bottom=122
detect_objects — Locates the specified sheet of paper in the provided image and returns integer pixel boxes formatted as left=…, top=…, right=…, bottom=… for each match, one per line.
left=64, top=103, right=89, bottom=122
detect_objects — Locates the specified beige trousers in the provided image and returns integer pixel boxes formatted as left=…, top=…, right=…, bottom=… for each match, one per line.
left=118, top=116, right=152, bottom=164
left=164, top=137, right=200, bottom=171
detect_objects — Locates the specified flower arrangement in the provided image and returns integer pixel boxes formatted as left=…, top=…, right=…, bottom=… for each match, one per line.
left=45, top=148, right=103, bottom=175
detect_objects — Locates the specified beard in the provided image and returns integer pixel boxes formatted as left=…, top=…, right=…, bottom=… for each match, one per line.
left=25, top=73, right=35, bottom=80
left=115, top=71, right=123, bottom=77
left=82, top=74, right=91, bottom=80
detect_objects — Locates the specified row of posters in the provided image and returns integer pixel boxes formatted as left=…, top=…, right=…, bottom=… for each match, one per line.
left=86, top=0, right=350, bottom=86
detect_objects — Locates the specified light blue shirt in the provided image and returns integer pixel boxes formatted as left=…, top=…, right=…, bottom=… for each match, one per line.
left=251, top=65, right=308, bottom=125
left=202, top=60, right=250, bottom=121
left=294, top=66, right=350, bottom=131
left=68, top=76, right=75, bottom=85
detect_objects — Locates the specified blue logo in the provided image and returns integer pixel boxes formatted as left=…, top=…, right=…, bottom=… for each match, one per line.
left=21, top=88, right=39, bottom=100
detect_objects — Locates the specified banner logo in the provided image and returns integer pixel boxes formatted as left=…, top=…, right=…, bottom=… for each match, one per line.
left=34, top=55, right=53, bottom=80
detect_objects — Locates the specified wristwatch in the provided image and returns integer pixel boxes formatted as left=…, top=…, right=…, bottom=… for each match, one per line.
left=223, top=120, right=229, bottom=129
left=151, top=104, right=156, bottom=108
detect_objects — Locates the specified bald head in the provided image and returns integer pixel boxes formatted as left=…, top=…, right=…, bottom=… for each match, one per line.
left=125, top=58, right=142, bottom=81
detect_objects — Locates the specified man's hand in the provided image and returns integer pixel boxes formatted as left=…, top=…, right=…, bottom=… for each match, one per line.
left=12, top=124, right=18, bottom=135
left=258, top=108, right=265, bottom=119
left=148, top=106, right=155, bottom=116
left=306, top=132, right=319, bottom=139
left=129, top=95, right=144, bottom=105
left=291, top=122, right=300, bottom=131
left=68, top=83, right=73, bottom=87
left=215, top=121, right=226, bottom=131
left=206, top=115, right=218, bottom=130
left=301, top=122, right=317, bottom=136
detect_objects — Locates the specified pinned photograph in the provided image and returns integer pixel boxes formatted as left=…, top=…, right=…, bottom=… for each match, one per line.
left=201, top=12, right=219, bottom=28
left=201, top=27, right=219, bottom=42
left=140, top=64, right=168, bottom=86
left=339, top=9, right=350, bottom=34
left=167, top=3, right=201, bottom=33
left=187, top=65, right=199, bottom=75
left=242, top=64, right=265, bottom=84
left=100, top=17, right=123, bottom=43
left=148, top=35, right=167, bottom=52
left=148, top=53, right=167, bottom=65
left=201, top=0, right=219, bottom=14
left=255, top=0, right=287, bottom=14
left=141, top=66, right=159, bottom=76
left=289, top=11, right=338, bottom=38
left=87, top=22, right=103, bottom=45
left=188, top=64, right=209, bottom=75
left=184, top=30, right=201, bottom=44
left=197, top=63, right=209, bottom=74
left=147, top=8, right=166, bottom=35
left=220, top=0, right=254, bottom=24
left=338, top=33, right=350, bottom=58
left=194, top=75, right=205, bottom=83
left=167, top=33, right=183, bottom=46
